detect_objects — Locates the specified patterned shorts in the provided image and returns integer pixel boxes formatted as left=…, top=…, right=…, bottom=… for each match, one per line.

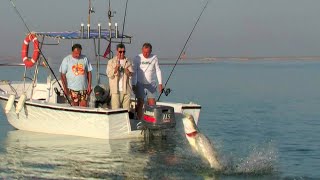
left=69, top=89, right=88, bottom=102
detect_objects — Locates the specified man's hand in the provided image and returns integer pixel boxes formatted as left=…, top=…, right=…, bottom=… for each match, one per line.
left=158, top=84, right=163, bottom=93
left=114, top=63, right=120, bottom=74
left=125, top=67, right=131, bottom=77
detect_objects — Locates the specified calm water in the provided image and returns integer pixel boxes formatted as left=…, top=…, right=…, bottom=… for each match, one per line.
left=1, top=59, right=320, bottom=179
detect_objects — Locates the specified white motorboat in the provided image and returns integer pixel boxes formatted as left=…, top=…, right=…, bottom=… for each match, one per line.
left=0, top=80, right=201, bottom=139
left=0, top=1, right=201, bottom=139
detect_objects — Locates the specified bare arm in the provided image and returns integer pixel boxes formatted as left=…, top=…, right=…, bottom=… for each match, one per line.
left=131, top=58, right=138, bottom=93
left=60, top=73, right=68, bottom=96
left=131, top=57, right=138, bottom=86
left=154, top=56, right=163, bottom=92
left=87, top=71, right=92, bottom=95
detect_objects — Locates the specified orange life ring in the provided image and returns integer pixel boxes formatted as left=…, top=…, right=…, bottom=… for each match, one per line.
left=21, top=34, right=40, bottom=68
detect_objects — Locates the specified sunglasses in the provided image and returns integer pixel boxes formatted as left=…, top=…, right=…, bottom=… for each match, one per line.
left=118, top=51, right=126, bottom=54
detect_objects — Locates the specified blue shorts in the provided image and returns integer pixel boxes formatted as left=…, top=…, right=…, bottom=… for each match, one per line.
left=136, top=82, right=157, bottom=99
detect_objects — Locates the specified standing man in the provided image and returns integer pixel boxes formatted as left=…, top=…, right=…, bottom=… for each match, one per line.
left=60, top=44, right=92, bottom=107
left=106, top=43, right=133, bottom=110
left=132, top=42, right=163, bottom=120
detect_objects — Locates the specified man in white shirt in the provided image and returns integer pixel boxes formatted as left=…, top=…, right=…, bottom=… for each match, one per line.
left=132, top=43, right=163, bottom=119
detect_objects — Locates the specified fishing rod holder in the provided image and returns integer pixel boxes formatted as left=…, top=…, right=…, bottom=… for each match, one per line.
left=115, top=23, right=118, bottom=38
left=98, top=23, right=101, bottom=38
left=108, top=23, right=112, bottom=38
left=107, top=22, right=119, bottom=39
left=87, top=24, right=90, bottom=38
left=80, top=23, right=85, bottom=38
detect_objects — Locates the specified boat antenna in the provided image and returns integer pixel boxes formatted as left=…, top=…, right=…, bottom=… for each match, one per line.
left=157, top=0, right=210, bottom=101
left=120, top=0, right=129, bottom=44
left=8, top=0, right=73, bottom=106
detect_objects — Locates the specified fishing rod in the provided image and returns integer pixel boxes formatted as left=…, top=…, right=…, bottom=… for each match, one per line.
left=120, top=0, right=129, bottom=44
left=88, top=0, right=95, bottom=25
left=106, top=0, right=113, bottom=60
left=8, top=0, right=73, bottom=106
left=157, top=0, right=210, bottom=101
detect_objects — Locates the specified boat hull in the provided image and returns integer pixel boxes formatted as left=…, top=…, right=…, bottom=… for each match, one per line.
left=0, top=96, right=142, bottom=139
left=0, top=82, right=201, bottom=139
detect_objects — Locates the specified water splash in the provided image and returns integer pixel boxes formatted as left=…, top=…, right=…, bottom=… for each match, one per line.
left=220, top=142, right=277, bottom=175
left=177, top=138, right=277, bottom=177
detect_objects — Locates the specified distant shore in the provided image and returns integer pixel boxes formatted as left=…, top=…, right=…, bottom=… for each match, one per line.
left=159, top=56, right=320, bottom=61
left=2, top=56, right=320, bottom=66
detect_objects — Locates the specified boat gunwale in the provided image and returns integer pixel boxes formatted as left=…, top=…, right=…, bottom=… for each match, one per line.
left=0, top=94, right=201, bottom=115
left=0, top=95, right=128, bottom=115
left=0, top=81, right=201, bottom=115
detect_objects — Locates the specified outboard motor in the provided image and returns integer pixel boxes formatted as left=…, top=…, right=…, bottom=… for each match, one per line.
left=142, top=105, right=175, bottom=140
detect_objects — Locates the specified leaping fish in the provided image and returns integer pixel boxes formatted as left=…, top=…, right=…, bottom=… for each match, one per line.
left=182, top=114, right=223, bottom=170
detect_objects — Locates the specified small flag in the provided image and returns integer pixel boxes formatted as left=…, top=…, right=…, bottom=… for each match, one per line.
left=103, top=41, right=111, bottom=58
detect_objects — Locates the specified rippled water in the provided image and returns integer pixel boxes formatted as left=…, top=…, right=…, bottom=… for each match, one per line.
left=1, top=60, right=320, bottom=179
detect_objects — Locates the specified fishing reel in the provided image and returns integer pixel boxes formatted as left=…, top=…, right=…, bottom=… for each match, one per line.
left=162, top=88, right=171, bottom=96
left=89, top=7, right=95, bottom=14
left=54, top=87, right=61, bottom=96
left=118, top=66, right=124, bottom=73
left=108, top=10, right=116, bottom=18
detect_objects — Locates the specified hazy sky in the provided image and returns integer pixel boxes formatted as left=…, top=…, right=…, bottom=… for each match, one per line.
left=1, top=0, right=320, bottom=62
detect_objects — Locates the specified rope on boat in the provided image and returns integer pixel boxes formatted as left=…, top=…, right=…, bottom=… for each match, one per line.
left=0, top=80, right=18, bottom=95
left=157, top=0, right=210, bottom=101
left=8, top=0, right=73, bottom=106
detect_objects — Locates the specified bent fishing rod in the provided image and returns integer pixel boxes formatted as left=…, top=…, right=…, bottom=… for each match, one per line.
left=9, top=0, right=73, bottom=106
left=157, top=0, right=210, bottom=101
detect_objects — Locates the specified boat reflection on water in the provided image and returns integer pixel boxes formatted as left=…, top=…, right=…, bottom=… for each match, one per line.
left=0, top=129, right=219, bottom=179
left=0, top=130, right=150, bottom=179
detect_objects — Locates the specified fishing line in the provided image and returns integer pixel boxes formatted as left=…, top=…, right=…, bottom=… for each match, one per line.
left=8, top=0, right=73, bottom=106
left=120, top=0, right=129, bottom=44
left=157, top=0, right=210, bottom=101
left=9, top=0, right=31, bottom=33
